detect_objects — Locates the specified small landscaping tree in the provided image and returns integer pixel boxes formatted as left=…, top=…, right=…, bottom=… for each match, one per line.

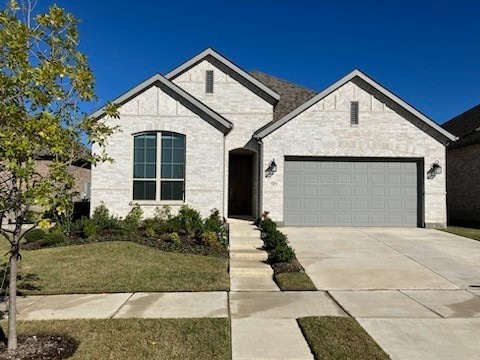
left=0, top=1, right=118, bottom=350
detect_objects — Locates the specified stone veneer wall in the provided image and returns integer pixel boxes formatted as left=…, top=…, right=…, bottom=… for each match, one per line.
left=446, top=143, right=480, bottom=222
left=171, top=59, right=274, bottom=217
left=91, top=84, right=225, bottom=219
left=262, top=81, right=447, bottom=227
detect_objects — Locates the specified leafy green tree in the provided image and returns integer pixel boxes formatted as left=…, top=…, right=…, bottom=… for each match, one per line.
left=0, top=0, right=118, bottom=349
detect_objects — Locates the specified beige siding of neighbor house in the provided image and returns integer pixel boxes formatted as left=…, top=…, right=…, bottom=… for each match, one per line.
left=172, top=59, right=274, bottom=217
left=446, top=143, right=480, bottom=222
left=34, top=160, right=91, bottom=202
left=262, top=81, right=447, bottom=227
left=2, top=160, right=91, bottom=224
left=91, top=85, right=225, bottom=218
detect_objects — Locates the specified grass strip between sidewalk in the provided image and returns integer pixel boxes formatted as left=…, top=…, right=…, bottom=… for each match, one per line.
left=298, top=316, right=390, bottom=360
left=274, top=273, right=317, bottom=291
left=1, top=318, right=230, bottom=360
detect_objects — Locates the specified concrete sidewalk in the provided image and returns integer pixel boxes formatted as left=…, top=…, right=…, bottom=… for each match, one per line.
left=1, top=292, right=228, bottom=321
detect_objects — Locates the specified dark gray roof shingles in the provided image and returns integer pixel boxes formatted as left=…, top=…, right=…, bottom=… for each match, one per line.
left=442, top=104, right=480, bottom=148
left=249, top=71, right=317, bottom=122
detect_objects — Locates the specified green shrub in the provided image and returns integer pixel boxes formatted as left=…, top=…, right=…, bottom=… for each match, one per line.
left=122, top=205, right=143, bottom=233
left=154, top=205, right=172, bottom=221
left=260, top=217, right=277, bottom=234
left=177, top=205, right=203, bottom=235
left=43, top=231, right=66, bottom=246
left=91, top=203, right=120, bottom=230
left=153, top=219, right=176, bottom=234
left=24, top=228, right=46, bottom=243
left=204, top=209, right=227, bottom=247
left=273, top=243, right=296, bottom=263
left=145, top=226, right=156, bottom=238
left=169, top=232, right=181, bottom=243
left=200, top=231, right=219, bottom=247
left=82, top=219, right=98, bottom=238
left=264, top=229, right=288, bottom=250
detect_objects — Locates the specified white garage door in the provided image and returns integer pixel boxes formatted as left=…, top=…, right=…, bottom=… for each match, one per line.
left=284, top=159, right=420, bottom=227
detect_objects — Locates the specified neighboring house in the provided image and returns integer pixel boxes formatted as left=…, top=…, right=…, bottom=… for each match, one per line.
left=91, top=48, right=455, bottom=228
left=1, top=151, right=91, bottom=225
left=35, top=148, right=92, bottom=203
left=442, top=104, right=480, bottom=223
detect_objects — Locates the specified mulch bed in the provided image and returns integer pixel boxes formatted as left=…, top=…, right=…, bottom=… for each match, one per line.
left=268, top=255, right=305, bottom=275
left=21, top=230, right=228, bottom=258
left=0, top=335, right=77, bottom=359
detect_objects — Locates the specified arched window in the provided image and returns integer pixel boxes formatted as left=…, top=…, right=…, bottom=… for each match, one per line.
left=133, top=132, right=185, bottom=201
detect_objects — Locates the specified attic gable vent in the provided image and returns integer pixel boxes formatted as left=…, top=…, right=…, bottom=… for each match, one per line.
left=350, top=101, right=359, bottom=125
left=206, top=70, right=214, bottom=93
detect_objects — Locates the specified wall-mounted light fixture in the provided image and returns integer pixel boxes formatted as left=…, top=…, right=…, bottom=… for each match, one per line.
left=427, top=160, right=442, bottom=179
left=265, top=159, right=277, bottom=178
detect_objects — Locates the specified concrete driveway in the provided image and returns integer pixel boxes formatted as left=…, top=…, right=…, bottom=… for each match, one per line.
left=283, top=227, right=480, bottom=360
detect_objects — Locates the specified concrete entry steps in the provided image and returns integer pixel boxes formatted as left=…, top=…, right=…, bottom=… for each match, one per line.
left=228, top=219, right=279, bottom=292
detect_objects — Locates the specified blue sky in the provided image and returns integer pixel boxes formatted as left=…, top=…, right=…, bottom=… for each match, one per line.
left=41, top=0, right=480, bottom=124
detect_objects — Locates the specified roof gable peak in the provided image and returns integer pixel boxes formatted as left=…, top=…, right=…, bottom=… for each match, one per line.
left=165, top=48, right=280, bottom=105
left=90, top=73, right=233, bottom=133
left=254, top=69, right=456, bottom=144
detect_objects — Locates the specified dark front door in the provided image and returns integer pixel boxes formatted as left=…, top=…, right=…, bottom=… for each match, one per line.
left=229, top=154, right=253, bottom=216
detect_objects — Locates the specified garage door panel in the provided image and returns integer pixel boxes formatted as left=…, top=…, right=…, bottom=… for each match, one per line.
left=320, top=200, right=334, bottom=210
left=404, top=201, right=417, bottom=211
left=354, top=200, right=369, bottom=210
left=303, top=174, right=317, bottom=184
left=354, top=174, right=368, bottom=184
left=284, top=160, right=419, bottom=227
left=285, top=198, right=301, bottom=211
left=354, top=214, right=369, bottom=224
left=337, top=200, right=352, bottom=211
left=285, top=161, right=301, bottom=171
left=354, top=188, right=368, bottom=196
left=286, top=173, right=301, bottom=184
left=320, top=174, right=334, bottom=183
left=371, top=187, right=385, bottom=197
left=405, top=174, right=417, bottom=185
left=371, top=174, right=386, bottom=184
left=337, top=174, right=351, bottom=184
left=285, top=187, right=301, bottom=197
left=388, top=188, right=402, bottom=197
left=303, top=213, right=318, bottom=225
left=336, top=187, right=351, bottom=197
left=303, top=200, right=318, bottom=211
left=303, top=187, right=317, bottom=196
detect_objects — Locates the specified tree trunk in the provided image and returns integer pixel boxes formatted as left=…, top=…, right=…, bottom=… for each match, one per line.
left=7, top=235, right=19, bottom=350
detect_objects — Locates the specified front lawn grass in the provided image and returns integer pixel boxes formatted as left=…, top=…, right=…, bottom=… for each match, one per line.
left=2, top=241, right=229, bottom=294
left=441, top=226, right=480, bottom=242
left=298, top=317, right=390, bottom=360
left=2, top=318, right=230, bottom=359
left=274, top=272, right=317, bottom=291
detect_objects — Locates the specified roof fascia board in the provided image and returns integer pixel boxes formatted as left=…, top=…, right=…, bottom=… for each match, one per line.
left=165, top=48, right=280, bottom=104
left=90, top=74, right=233, bottom=133
left=255, top=69, right=456, bottom=143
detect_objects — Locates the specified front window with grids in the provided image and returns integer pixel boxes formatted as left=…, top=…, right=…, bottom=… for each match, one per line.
left=133, top=132, right=185, bottom=201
